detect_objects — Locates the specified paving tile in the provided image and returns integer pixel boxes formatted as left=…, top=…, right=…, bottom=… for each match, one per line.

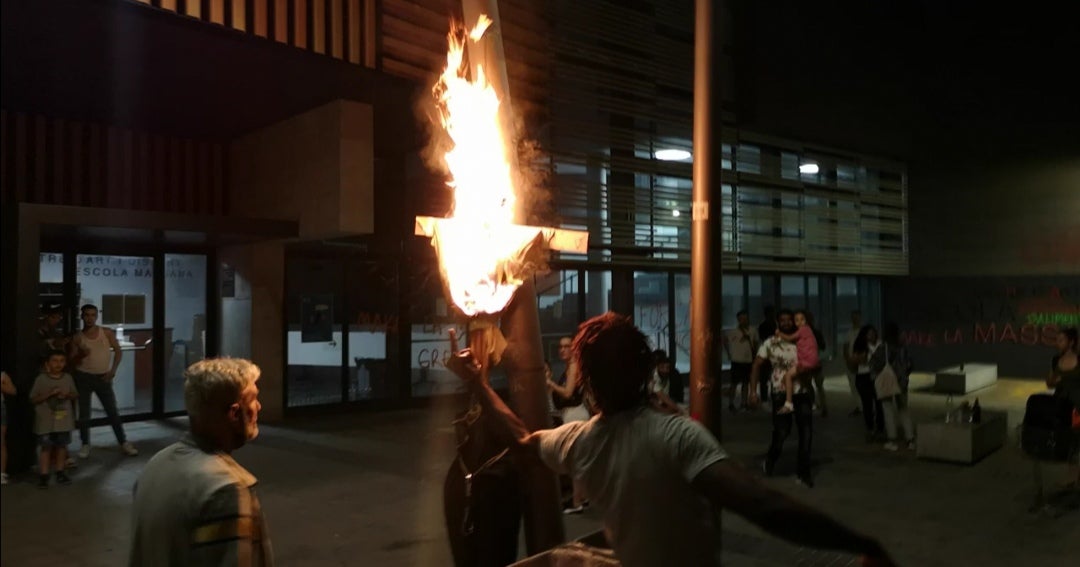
left=2, top=376, right=1078, bottom=566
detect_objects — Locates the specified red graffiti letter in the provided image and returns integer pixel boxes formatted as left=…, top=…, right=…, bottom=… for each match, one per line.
left=1020, top=324, right=1039, bottom=346
left=974, top=323, right=996, bottom=344
left=999, top=323, right=1018, bottom=344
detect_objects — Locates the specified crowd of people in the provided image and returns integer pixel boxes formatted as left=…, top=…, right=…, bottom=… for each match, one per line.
left=720, top=306, right=925, bottom=458
left=2, top=302, right=1077, bottom=567
left=1, top=304, right=139, bottom=488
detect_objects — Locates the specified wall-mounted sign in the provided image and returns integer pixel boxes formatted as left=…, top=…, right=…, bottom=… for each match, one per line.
left=301, top=294, right=334, bottom=343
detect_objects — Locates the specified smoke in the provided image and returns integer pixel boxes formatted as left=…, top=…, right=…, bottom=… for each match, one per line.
left=414, top=18, right=556, bottom=227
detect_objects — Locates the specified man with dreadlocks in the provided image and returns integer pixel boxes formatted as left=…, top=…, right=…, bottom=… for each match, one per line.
left=447, top=312, right=894, bottom=567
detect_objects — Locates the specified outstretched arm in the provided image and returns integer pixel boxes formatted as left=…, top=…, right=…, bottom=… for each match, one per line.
left=447, top=330, right=540, bottom=457
left=693, top=462, right=894, bottom=565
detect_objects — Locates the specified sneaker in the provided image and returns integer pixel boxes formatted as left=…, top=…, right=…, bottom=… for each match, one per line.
left=55, top=471, right=71, bottom=485
left=883, top=442, right=899, bottom=452
left=562, top=505, right=586, bottom=515
left=1, top=472, right=8, bottom=485
left=795, top=475, right=814, bottom=488
left=121, top=442, right=139, bottom=456
left=78, top=445, right=92, bottom=459
left=65, top=457, right=77, bottom=469
left=37, top=474, right=49, bottom=490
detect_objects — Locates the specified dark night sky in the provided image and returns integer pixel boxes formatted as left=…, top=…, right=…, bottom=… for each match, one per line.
left=733, top=0, right=1080, bottom=163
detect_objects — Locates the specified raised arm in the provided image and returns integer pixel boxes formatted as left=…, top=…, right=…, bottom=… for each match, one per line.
left=447, top=330, right=540, bottom=457
left=692, top=462, right=893, bottom=565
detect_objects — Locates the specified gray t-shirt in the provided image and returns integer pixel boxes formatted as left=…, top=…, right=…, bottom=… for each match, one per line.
left=30, top=373, right=77, bottom=434
left=536, top=408, right=727, bottom=567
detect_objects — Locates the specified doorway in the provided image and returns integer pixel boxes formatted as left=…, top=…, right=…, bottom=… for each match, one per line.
left=37, top=250, right=210, bottom=420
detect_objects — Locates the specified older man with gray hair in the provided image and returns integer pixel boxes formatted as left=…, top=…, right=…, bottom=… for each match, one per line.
left=129, top=358, right=273, bottom=567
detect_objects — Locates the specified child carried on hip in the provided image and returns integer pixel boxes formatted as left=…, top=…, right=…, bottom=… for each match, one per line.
left=775, top=310, right=821, bottom=415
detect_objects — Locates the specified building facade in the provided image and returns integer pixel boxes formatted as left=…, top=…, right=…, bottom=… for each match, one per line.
left=1, top=0, right=907, bottom=422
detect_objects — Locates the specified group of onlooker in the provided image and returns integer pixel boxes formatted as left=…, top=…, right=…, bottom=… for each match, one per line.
left=1, top=304, right=138, bottom=489
left=721, top=305, right=918, bottom=469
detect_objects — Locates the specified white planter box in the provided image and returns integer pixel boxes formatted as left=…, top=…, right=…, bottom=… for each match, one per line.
left=934, top=363, right=998, bottom=394
left=917, top=410, right=1008, bottom=464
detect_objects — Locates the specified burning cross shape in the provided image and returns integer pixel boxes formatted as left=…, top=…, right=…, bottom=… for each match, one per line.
left=415, top=15, right=587, bottom=320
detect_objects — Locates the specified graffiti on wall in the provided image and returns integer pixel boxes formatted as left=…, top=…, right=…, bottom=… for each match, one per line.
left=885, top=278, right=1079, bottom=376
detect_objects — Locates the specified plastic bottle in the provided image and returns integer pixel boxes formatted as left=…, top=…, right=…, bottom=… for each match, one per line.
left=945, top=394, right=954, bottom=423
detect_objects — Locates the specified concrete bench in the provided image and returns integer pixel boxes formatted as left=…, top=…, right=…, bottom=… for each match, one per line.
left=933, top=363, right=998, bottom=394
left=916, top=410, right=1008, bottom=464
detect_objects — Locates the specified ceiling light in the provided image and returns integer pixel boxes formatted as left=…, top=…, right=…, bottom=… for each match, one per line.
left=799, top=163, right=819, bottom=174
left=654, top=149, right=692, bottom=162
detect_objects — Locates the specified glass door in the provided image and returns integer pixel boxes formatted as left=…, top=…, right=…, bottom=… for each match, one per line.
left=285, top=258, right=345, bottom=407
left=38, top=250, right=210, bottom=420
left=75, top=254, right=156, bottom=417
left=164, top=254, right=209, bottom=412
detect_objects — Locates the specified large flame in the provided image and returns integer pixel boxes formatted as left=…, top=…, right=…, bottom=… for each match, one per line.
left=431, top=15, right=527, bottom=317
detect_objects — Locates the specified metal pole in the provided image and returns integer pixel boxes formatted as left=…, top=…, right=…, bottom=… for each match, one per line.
left=689, top=0, right=724, bottom=440
left=501, top=279, right=566, bottom=553
left=459, top=0, right=565, bottom=553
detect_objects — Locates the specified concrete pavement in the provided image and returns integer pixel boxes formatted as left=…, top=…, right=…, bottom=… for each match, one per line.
left=2, top=375, right=1077, bottom=566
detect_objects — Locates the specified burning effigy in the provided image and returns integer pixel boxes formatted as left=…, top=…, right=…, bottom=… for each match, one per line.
left=416, top=12, right=587, bottom=565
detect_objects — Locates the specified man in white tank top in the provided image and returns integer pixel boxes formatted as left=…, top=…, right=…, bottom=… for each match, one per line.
left=69, top=304, right=137, bottom=458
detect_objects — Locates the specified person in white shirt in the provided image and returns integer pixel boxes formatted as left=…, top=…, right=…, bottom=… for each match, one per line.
left=447, top=312, right=894, bottom=567
left=723, top=310, right=760, bottom=412
left=68, top=304, right=137, bottom=458
left=748, top=310, right=814, bottom=486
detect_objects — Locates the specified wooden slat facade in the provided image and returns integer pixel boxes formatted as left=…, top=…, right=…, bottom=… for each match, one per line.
left=376, top=0, right=908, bottom=275
left=129, top=0, right=374, bottom=67
left=0, top=110, right=227, bottom=215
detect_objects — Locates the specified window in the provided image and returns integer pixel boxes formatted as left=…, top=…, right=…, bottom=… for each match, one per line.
left=673, top=274, right=691, bottom=373
left=736, top=144, right=761, bottom=174
left=538, top=270, right=582, bottom=366
left=747, top=275, right=776, bottom=328
left=781, top=275, right=806, bottom=311
left=634, top=272, right=669, bottom=355
left=101, top=294, right=147, bottom=325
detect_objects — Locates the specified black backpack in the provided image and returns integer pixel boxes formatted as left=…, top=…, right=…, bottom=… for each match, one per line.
left=1020, top=393, right=1077, bottom=461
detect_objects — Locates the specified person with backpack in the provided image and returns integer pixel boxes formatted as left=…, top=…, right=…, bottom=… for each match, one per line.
left=869, top=323, right=914, bottom=451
